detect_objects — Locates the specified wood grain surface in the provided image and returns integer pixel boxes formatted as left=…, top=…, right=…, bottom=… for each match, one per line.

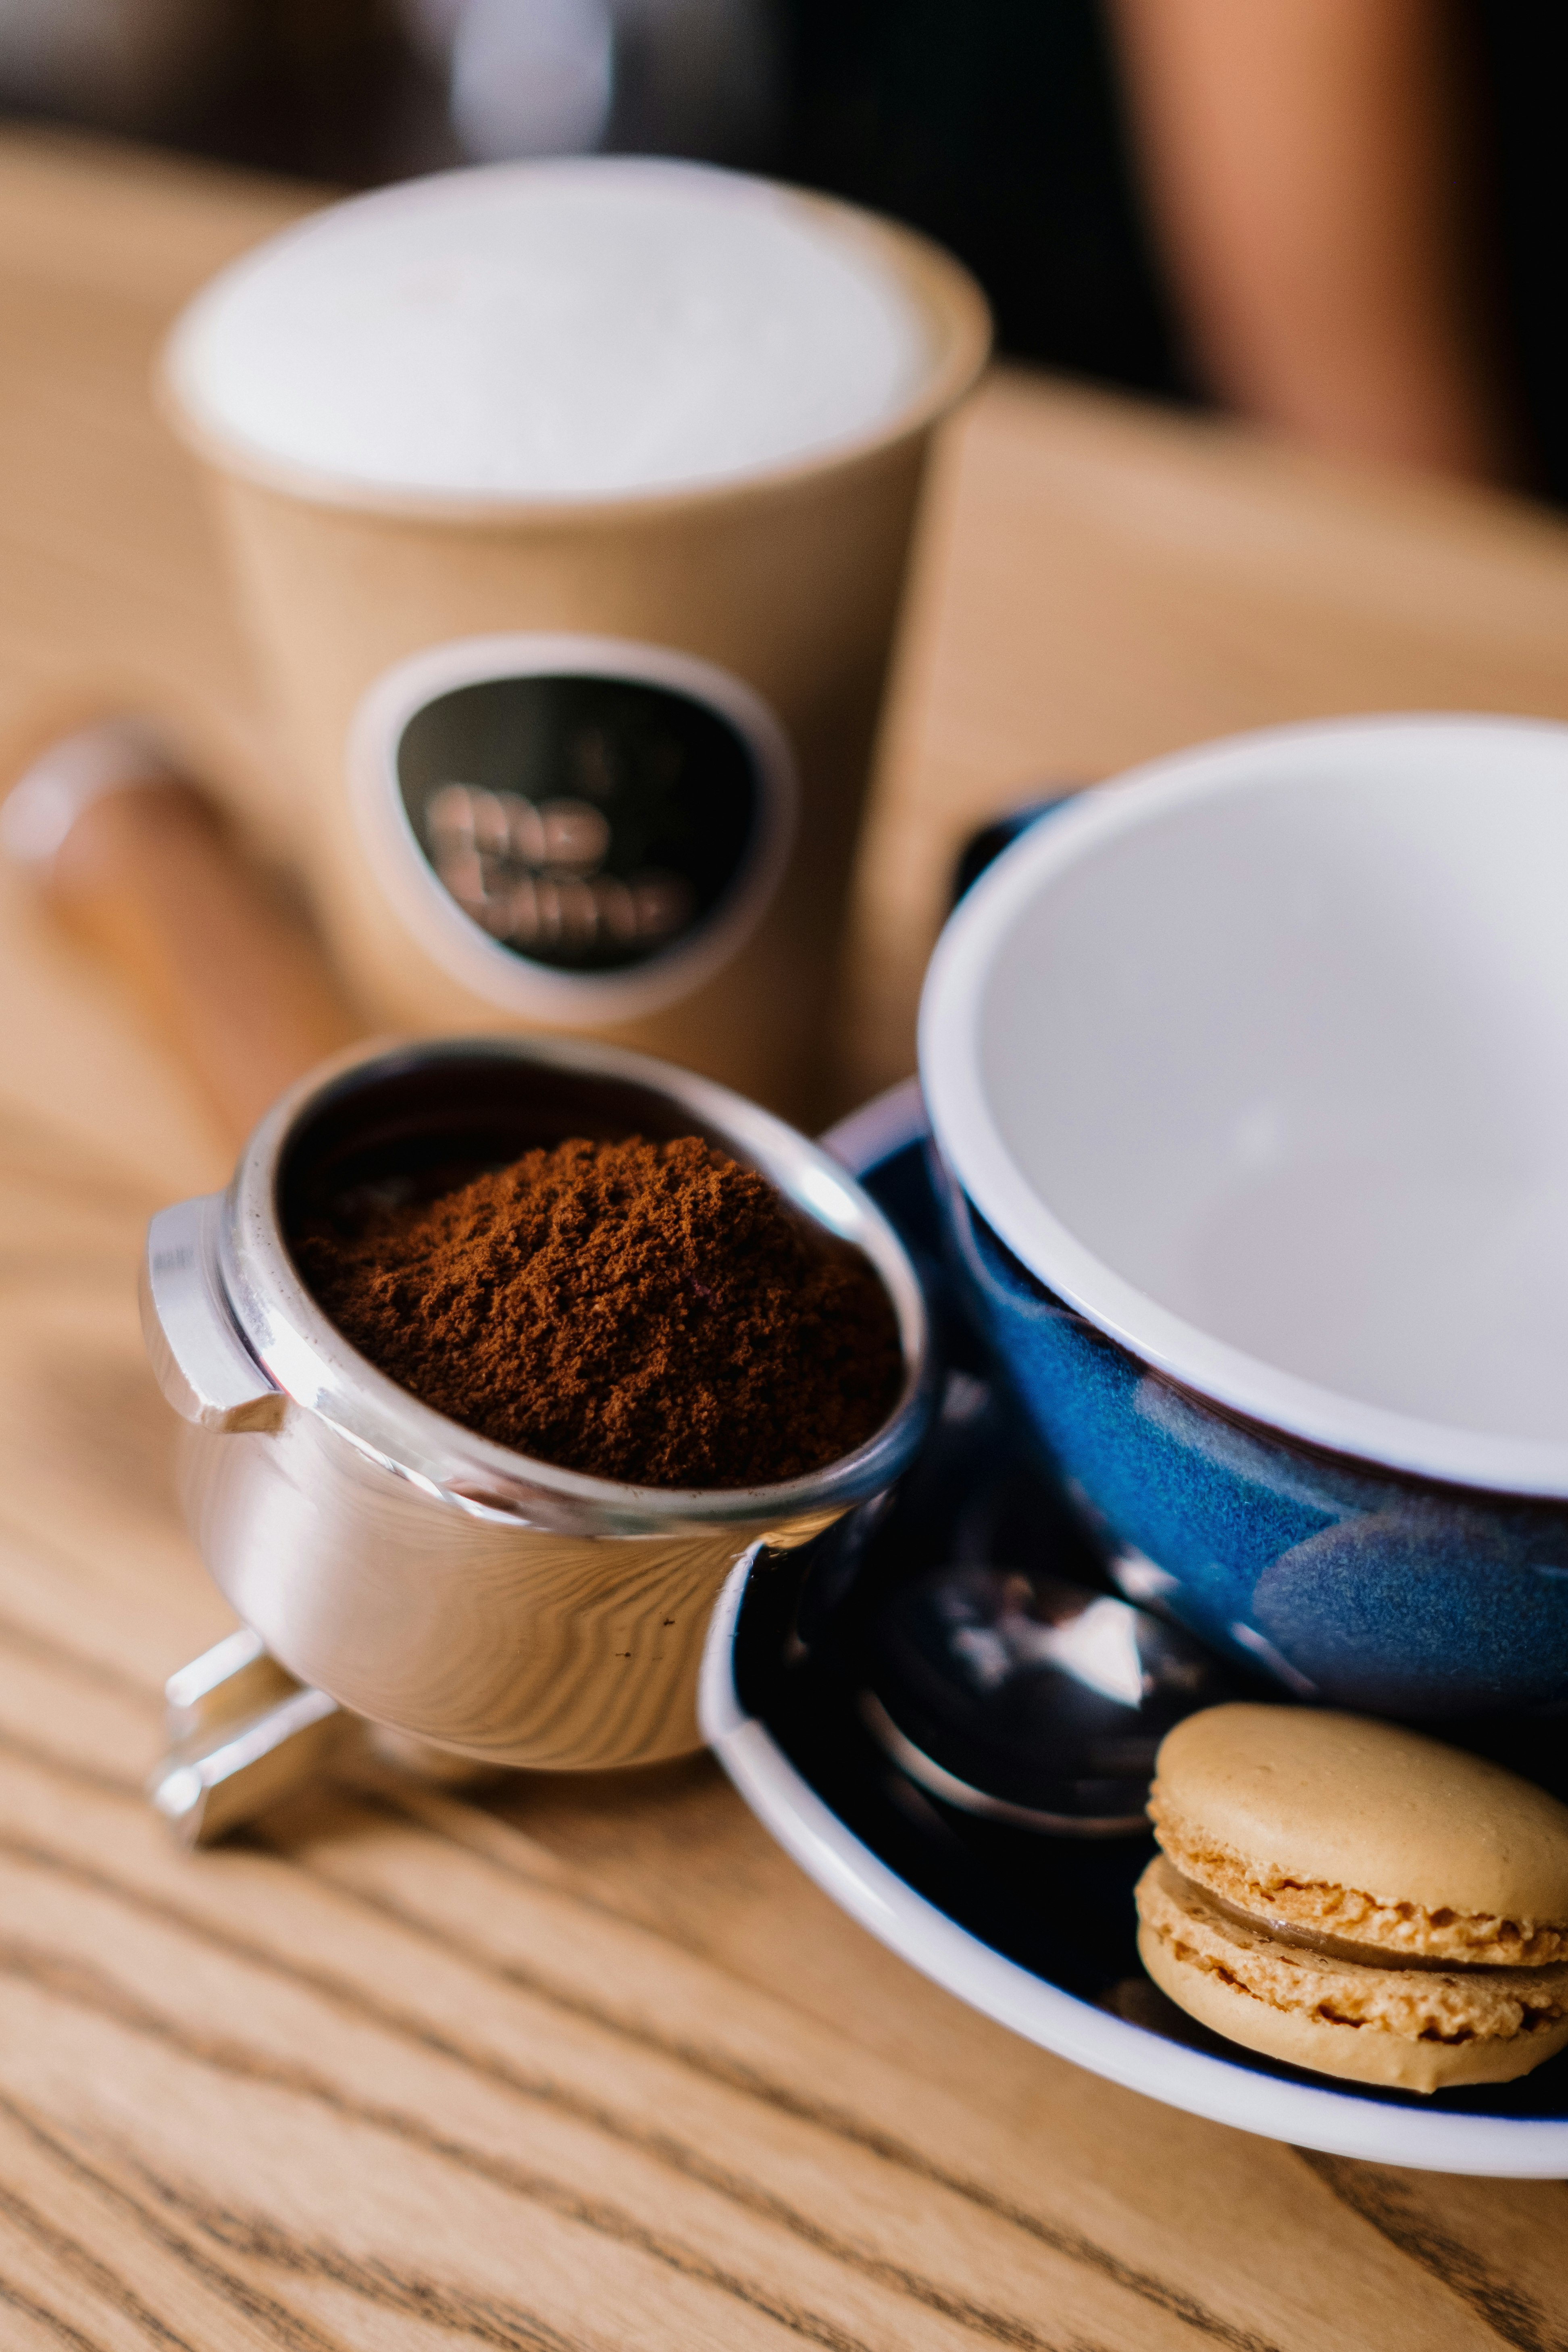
left=0, top=124, right=1566, bottom=2350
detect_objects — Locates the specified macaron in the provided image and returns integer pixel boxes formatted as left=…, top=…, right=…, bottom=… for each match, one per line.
left=1135, top=1705, right=1568, bottom=2092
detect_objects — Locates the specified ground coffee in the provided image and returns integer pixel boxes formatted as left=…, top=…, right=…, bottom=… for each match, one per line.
left=294, top=1134, right=902, bottom=1488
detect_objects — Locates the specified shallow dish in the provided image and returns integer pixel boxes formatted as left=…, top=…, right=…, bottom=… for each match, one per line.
left=700, top=1082, right=1568, bottom=2173
left=919, top=717, right=1568, bottom=1717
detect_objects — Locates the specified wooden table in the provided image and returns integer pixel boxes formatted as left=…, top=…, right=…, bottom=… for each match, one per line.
left=1, top=125, right=1566, bottom=2352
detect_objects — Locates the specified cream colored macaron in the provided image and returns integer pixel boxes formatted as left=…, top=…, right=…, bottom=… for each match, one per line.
left=1135, top=1705, right=1568, bottom=2092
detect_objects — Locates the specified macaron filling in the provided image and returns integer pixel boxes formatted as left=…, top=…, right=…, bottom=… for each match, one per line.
left=1148, top=1802, right=1568, bottom=1968
left=1196, top=1881, right=1491, bottom=1972
left=1140, top=1858, right=1568, bottom=2038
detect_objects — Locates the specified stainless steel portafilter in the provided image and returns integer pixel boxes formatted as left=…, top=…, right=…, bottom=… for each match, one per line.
left=142, top=1034, right=934, bottom=1843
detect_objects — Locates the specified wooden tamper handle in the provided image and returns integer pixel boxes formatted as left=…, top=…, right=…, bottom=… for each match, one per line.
left=1, top=721, right=366, bottom=1145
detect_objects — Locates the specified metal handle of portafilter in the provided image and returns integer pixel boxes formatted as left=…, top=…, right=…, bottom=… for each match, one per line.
left=0, top=719, right=491, bottom=1843
left=151, top=1625, right=497, bottom=1848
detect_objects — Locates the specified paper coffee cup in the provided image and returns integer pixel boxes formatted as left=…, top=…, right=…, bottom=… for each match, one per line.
left=161, top=158, right=989, bottom=1116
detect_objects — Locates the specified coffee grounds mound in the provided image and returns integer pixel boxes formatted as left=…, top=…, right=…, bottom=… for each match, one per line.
left=294, top=1134, right=903, bottom=1489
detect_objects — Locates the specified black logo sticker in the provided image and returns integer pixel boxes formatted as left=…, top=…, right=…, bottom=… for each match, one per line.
left=396, top=672, right=762, bottom=974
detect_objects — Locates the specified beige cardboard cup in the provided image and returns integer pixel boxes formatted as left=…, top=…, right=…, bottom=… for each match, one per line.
left=161, top=171, right=990, bottom=1120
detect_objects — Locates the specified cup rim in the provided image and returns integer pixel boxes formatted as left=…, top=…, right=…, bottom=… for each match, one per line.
left=219, top=1032, right=936, bottom=1533
left=919, top=711, right=1568, bottom=1500
left=158, top=156, right=993, bottom=527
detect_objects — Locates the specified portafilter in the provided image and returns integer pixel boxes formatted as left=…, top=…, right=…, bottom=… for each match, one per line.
left=142, top=1034, right=934, bottom=1842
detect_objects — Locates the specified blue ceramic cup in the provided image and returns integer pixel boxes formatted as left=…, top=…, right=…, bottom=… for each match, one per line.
left=919, top=716, right=1568, bottom=1720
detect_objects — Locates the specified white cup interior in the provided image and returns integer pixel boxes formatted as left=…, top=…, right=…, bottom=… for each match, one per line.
left=920, top=716, right=1568, bottom=1494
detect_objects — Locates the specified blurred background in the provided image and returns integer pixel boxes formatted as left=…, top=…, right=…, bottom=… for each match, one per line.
left=0, top=0, right=1561, bottom=500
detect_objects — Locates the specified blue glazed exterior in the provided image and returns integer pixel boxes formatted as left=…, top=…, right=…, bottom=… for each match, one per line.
left=931, top=1148, right=1568, bottom=1721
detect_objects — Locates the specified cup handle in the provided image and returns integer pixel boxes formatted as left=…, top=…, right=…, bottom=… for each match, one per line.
left=140, top=1193, right=285, bottom=1433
